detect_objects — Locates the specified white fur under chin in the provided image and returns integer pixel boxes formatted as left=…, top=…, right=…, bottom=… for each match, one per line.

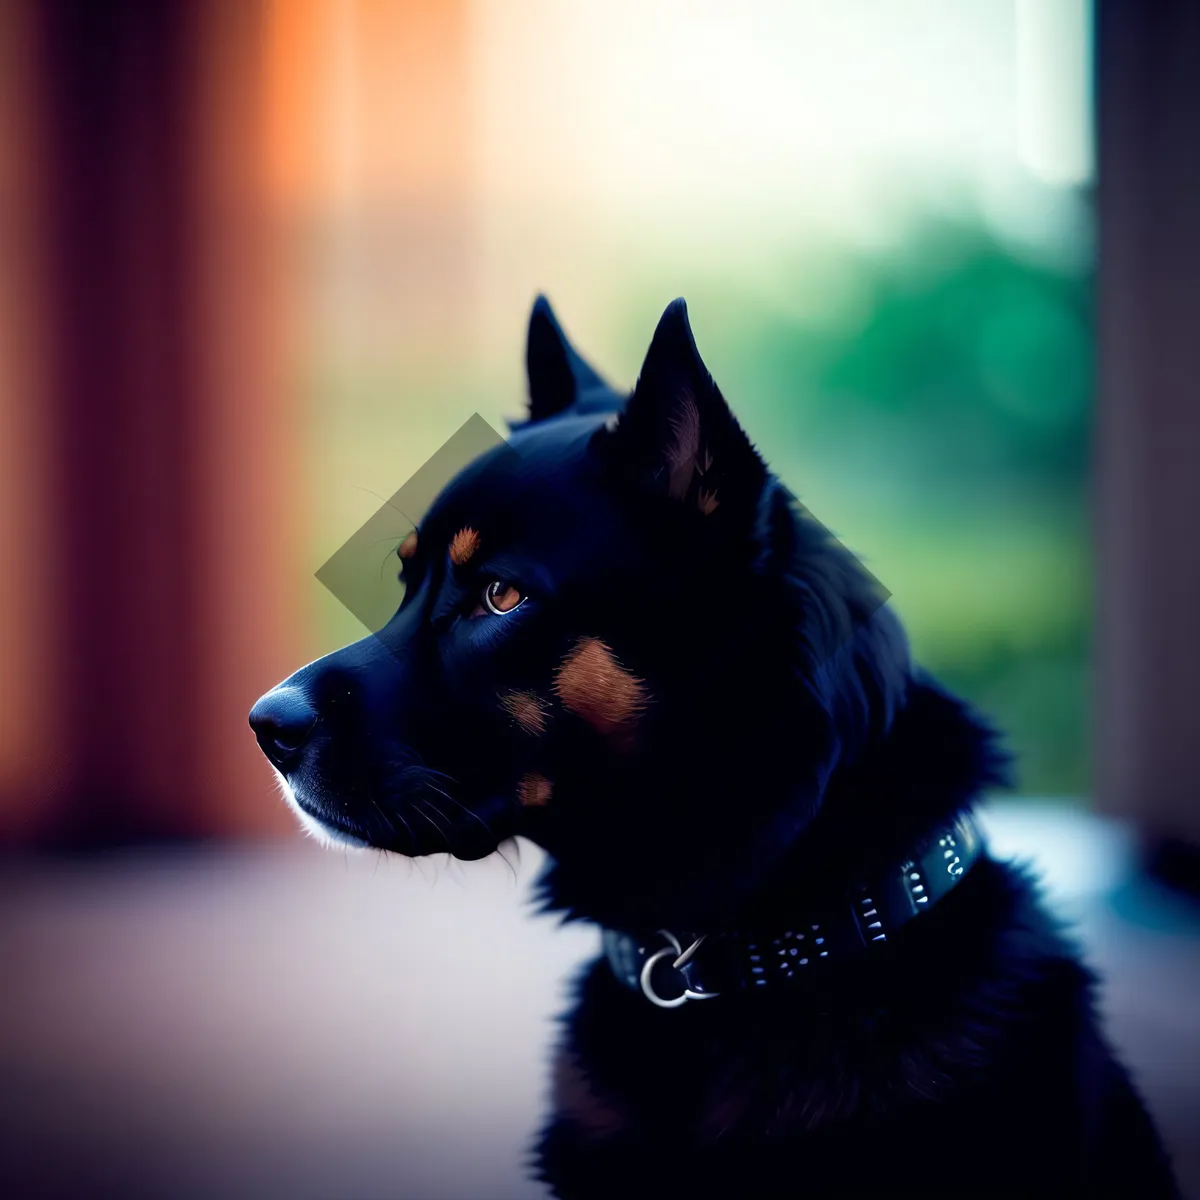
left=272, top=768, right=367, bottom=851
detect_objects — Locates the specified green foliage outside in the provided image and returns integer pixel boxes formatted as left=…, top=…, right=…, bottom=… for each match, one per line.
left=313, top=216, right=1093, bottom=798
left=611, top=218, right=1092, bottom=796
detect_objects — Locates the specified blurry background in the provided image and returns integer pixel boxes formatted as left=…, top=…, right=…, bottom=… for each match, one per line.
left=0, top=1, right=1198, bottom=1197
left=302, top=0, right=1098, bottom=796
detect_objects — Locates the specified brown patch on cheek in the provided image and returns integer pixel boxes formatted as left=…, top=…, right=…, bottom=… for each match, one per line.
left=397, top=531, right=418, bottom=560
left=500, top=690, right=549, bottom=736
left=697, top=488, right=720, bottom=516
left=553, top=638, right=648, bottom=746
left=517, top=772, right=552, bottom=807
left=449, top=526, right=480, bottom=566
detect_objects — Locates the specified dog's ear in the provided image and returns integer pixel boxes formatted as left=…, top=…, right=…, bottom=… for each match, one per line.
left=525, top=295, right=608, bottom=424
left=599, top=298, right=767, bottom=527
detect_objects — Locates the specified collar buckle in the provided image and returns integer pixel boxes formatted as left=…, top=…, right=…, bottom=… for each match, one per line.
left=606, top=813, right=987, bottom=1007
left=638, top=930, right=721, bottom=1008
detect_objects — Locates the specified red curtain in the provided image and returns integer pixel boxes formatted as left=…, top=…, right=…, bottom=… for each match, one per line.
left=0, top=0, right=301, bottom=844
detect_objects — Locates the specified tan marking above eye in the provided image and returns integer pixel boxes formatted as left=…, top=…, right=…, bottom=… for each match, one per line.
left=449, top=526, right=480, bottom=566
left=500, top=690, right=549, bottom=736
left=697, top=488, right=720, bottom=516
left=517, top=772, right=553, bottom=807
left=553, top=637, right=648, bottom=745
left=398, top=531, right=419, bottom=560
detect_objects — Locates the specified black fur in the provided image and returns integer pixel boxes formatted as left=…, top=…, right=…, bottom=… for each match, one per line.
left=251, top=297, right=1178, bottom=1197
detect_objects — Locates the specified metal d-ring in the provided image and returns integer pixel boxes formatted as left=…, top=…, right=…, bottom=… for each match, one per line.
left=638, top=931, right=720, bottom=1008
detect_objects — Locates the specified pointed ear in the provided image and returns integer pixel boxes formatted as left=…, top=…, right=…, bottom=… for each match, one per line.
left=600, top=299, right=767, bottom=525
left=525, top=295, right=608, bottom=424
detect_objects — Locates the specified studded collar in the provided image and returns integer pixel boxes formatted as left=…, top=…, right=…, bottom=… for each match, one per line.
left=603, top=812, right=985, bottom=1008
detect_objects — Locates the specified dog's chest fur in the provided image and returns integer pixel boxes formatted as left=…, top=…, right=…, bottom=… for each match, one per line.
left=536, top=861, right=1177, bottom=1198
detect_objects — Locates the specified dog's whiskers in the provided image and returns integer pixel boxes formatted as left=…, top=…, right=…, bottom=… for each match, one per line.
left=430, top=786, right=497, bottom=842
left=412, top=799, right=452, bottom=849
left=418, top=765, right=460, bottom=788
left=368, top=794, right=398, bottom=836
left=495, top=840, right=519, bottom=886
left=413, top=770, right=520, bottom=878
left=397, top=757, right=500, bottom=848
left=389, top=805, right=420, bottom=856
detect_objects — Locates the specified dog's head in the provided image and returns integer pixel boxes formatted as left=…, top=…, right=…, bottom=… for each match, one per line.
left=251, top=298, right=911, bottom=927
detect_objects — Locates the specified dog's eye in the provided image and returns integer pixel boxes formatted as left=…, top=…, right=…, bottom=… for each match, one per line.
left=476, top=580, right=526, bottom=617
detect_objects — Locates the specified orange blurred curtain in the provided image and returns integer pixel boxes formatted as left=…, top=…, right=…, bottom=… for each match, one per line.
left=0, top=0, right=475, bottom=846
left=0, top=0, right=299, bottom=844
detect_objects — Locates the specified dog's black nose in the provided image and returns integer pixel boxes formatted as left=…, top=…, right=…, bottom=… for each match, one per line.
left=249, top=687, right=317, bottom=770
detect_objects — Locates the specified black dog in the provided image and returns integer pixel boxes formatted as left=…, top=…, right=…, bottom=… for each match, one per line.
left=251, top=298, right=1178, bottom=1197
